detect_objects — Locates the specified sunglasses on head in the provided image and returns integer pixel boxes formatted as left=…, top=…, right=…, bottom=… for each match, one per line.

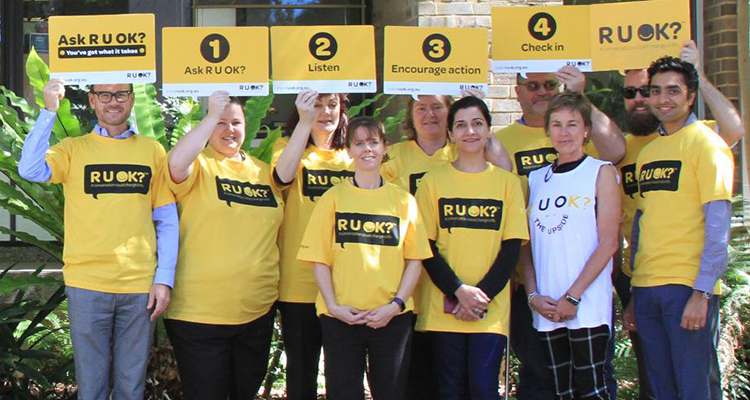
left=519, top=80, right=560, bottom=92
left=621, top=86, right=650, bottom=99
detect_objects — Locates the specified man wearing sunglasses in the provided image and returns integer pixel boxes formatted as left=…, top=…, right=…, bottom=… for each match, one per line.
left=617, top=41, right=742, bottom=400
left=18, top=79, right=178, bottom=400
left=495, top=65, right=625, bottom=400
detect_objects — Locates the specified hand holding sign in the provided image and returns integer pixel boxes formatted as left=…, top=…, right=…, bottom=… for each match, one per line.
left=680, top=40, right=702, bottom=72
left=295, top=90, right=319, bottom=126
left=555, top=65, right=585, bottom=94
left=206, top=91, right=231, bottom=120
left=43, top=79, right=66, bottom=113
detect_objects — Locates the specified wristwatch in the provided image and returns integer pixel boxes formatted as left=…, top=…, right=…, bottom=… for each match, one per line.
left=565, top=293, right=581, bottom=306
left=527, top=291, right=539, bottom=306
left=391, top=297, right=406, bottom=312
left=695, top=290, right=712, bottom=300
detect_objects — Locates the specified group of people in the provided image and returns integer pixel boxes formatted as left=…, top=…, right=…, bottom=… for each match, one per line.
left=16, top=39, right=743, bottom=400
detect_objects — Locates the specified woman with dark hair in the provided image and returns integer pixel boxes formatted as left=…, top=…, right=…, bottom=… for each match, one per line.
left=298, top=116, right=431, bottom=400
left=164, top=91, right=284, bottom=399
left=524, top=91, right=620, bottom=400
left=383, top=93, right=512, bottom=399
left=271, top=89, right=352, bottom=400
left=415, top=96, right=528, bottom=400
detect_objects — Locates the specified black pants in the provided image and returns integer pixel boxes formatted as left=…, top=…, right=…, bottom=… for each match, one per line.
left=613, top=272, right=656, bottom=400
left=538, top=325, right=611, bottom=400
left=510, top=285, right=556, bottom=400
left=320, top=312, right=413, bottom=400
left=278, top=302, right=323, bottom=400
left=164, top=309, right=274, bottom=400
left=406, top=325, right=439, bottom=400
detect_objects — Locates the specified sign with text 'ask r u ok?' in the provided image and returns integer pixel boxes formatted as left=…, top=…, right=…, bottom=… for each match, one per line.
left=49, top=13, right=156, bottom=84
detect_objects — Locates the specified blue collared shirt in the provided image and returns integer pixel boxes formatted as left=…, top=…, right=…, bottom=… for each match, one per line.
left=657, top=112, right=699, bottom=136
left=18, top=109, right=178, bottom=288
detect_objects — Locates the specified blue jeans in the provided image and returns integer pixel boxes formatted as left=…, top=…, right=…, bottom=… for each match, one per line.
left=510, top=285, right=555, bottom=400
left=66, top=286, right=154, bottom=400
left=633, top=284, right=720, bottom=400
left=431, top=331, right=507, bottom=400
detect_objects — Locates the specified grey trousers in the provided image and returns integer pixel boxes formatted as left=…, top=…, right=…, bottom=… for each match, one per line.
left=66, top=286, right=154, bottom=400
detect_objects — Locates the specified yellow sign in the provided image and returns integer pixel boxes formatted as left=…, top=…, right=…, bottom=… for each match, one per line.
left=162, top=27, right=269, bottom=97
left=492, top=5, right=592, bottom=73
left=49, top=14, right=156, bottom=84
left=384, top=27, right=488, bottom=96
left=270, top=26, right=376, bottom=93
left=589, top=0, right=690, bottom=71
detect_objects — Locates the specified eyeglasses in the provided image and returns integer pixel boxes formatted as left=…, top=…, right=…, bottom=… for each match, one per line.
left=519, top=80, right=560, bottom=92
left=91, top=90, right=132, bottom=103
left=621, top=86, right=650, bottom=99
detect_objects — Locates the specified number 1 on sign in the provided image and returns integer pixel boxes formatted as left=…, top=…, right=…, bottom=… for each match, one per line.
left=209, top=39, right=221, bottom=59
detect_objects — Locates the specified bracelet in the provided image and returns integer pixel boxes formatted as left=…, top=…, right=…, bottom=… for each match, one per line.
left=391, top=297, right=406, bottom=312
left=565, top=293, right=580, bottom=306
left=527, top=291, right=539, bottom=306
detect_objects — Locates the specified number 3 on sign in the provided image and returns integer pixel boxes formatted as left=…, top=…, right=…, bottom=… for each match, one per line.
left=528, top=12, right=557, bottom=41
left=422, top=33, right=452, bottom=63
left=309, top=32, right=338, bottom=61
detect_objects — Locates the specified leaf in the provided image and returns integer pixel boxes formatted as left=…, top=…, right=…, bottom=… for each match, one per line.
left=25, top=48, right=49, bottom=110
left=133, top=83, right=167, bottom=147
left=0, top=274, right=61, bottom=297
left=372, top=95, right=396, bottom=118
left=243, top=88, right=275, bottom=151
left=384, top=109, right=407, bottom=135
left=25, top=48, right=83, bottom=139
left=0, top=227, right=63, bottom=260
left=347, top=93, right=383, bottom=118
left=249, top=127, right=282, bottom=164
left=170, top=99, right=202, bottom=149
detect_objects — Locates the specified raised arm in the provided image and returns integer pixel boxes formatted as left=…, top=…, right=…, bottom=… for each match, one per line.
left=168, top=91, right=229, bottom=184
left=273, top=90, right=320, bottom=184
left=680, top=40, right=744, bottom=147
left=18, top=79, right=66, bottom=182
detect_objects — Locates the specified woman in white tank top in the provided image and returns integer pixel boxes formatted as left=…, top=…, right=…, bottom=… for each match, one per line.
left=523, top=91, right=621, bottom=400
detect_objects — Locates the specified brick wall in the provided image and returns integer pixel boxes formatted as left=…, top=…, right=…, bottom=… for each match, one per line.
left=418, top=0, right=562, bottom=130
left=704, top=0, right=740, bottom=107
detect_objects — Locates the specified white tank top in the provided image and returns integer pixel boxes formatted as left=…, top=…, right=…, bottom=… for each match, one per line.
left=527, top=156, right=614, bottom=332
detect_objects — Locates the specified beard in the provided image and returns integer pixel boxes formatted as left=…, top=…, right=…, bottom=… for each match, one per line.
left=626, top=109, right=660, bottom=136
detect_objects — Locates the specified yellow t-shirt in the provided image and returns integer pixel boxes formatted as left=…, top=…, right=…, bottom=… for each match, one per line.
left=297, top=180, right=432, bottom=316
left=414, top=163, right=529, bottom=335
left=632, top=121, right=734, bottom=293
left=495, top=121, right=599, bottom=199
left=617, top=133, right=658, bottom=276
left=381, top=140, right=456, bottom=195
left=272, top=137, right=354, bottom=303
left=46, top=132, right=174, bottom=294
left=164, top=147, right=284, bottom=325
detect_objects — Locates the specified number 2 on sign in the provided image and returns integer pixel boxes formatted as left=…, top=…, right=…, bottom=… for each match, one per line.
left=315, top=37, right=332, bottom=57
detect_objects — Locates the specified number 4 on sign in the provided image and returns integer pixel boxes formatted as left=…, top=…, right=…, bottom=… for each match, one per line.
left=535, top=18, right=551, bottom=37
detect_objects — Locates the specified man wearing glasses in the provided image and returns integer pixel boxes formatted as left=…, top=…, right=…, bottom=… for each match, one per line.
left=18, top=79, right=178, bottom=400
left=496, top=65, right=625, bottom=400
left=618, top=41, right=742, bottom=400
